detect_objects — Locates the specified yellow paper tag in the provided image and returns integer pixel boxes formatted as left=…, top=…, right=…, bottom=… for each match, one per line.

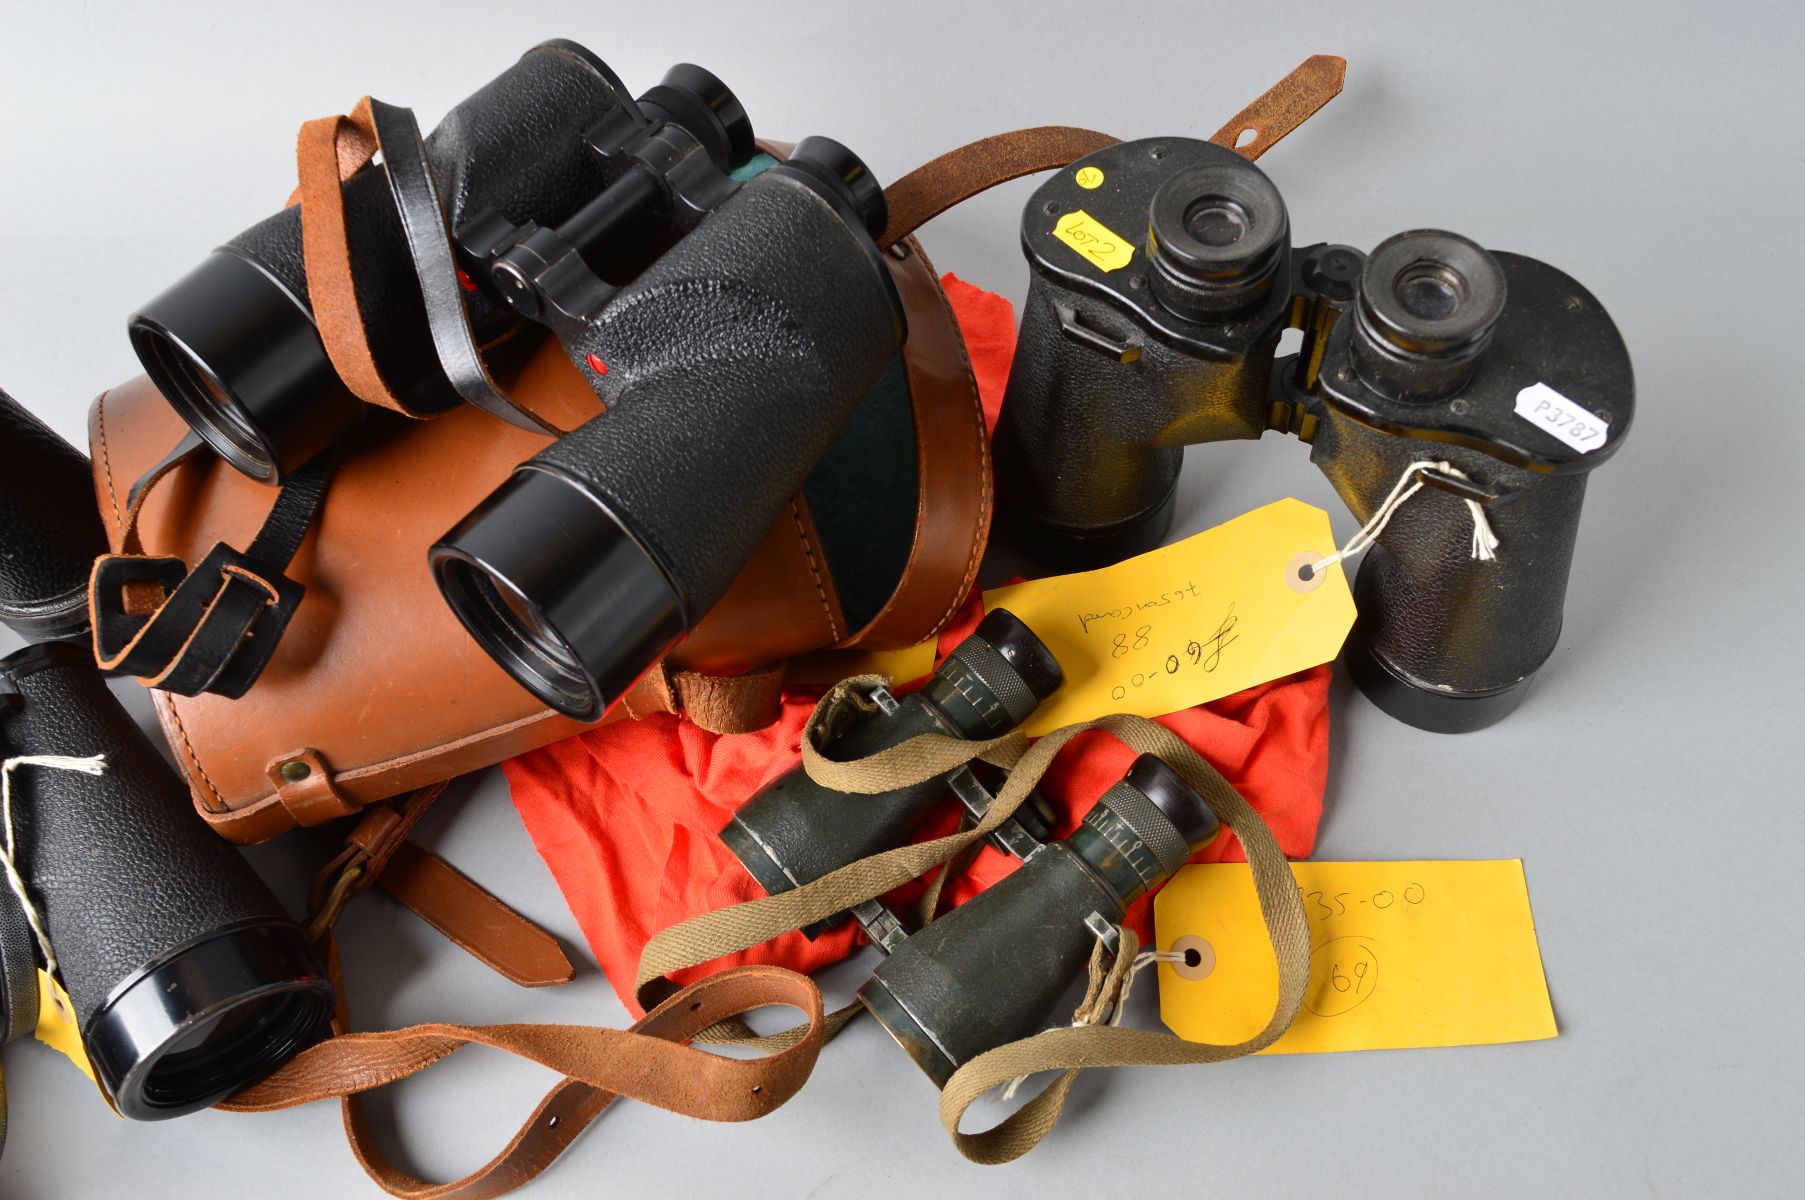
left=982, top=499, right=1353, bottom=735
left=1153, top=861, right=1559, bottom=1053
left=34, top=969, right=99, bottom=1084
left=786, top=639, right=938, bottom=688
left=1052, top=209, right=1136, bottom=272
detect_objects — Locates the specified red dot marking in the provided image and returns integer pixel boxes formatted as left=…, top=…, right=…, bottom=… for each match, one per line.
left=585, top=353, right=608, bottom=376
left=456, top=269, right=478, bottom=293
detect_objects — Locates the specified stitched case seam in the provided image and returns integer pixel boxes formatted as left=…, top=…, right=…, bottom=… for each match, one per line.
left=788, top=497, right=842, bottom=642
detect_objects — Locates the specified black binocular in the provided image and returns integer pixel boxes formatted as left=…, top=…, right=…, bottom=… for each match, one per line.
left=720, top=610, right=1218, bottom=1086
left=0, top=642, right=332, bottom=1127
left=130, top=41, right=903, bottom=723
left=994, top=137, right=1634, bottom=733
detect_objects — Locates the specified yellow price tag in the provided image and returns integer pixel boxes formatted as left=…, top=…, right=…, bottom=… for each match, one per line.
left=983, top=499, right=1354, bottom=735
left=1052, top=209, right=1136, bottom=272
left=1154, top=860, right=1559, bottom=1053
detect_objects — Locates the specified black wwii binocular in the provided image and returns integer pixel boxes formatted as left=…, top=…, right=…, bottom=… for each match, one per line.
left=130, top=41, right=902, bottom=723
left=994, top=137, right=1635, bottom=733
left=720, top=610, right=1218, bottom=1086
left=0, top=643, right=332, bottom=1129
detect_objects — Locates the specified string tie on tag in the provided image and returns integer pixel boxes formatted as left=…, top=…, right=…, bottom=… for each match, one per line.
left=997, top=926, right=1183, bottom=1100
left=1310, top=460, right=1499, bottom=578
left=1, top=754, right=108, bottom=977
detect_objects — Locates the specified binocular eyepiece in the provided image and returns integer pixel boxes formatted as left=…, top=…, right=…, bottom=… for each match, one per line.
left=721, top=609, right=1063, bottom=916
left=860, top=753, right=1219, bottom=1087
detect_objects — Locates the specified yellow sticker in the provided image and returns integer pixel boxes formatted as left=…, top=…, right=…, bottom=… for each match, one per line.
left=1052, top=209, right=1136, bottom=272
left=787, top=639, right=938, bottom=688
left=1074, top=165, right=1105, bottom=189
left=982, top=498, right=1354, bottom=735
left=1153, top=861, right=1559, bottom=1053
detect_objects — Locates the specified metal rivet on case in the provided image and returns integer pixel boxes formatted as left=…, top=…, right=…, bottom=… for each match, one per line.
left=280, top=760, right=311, bottom=783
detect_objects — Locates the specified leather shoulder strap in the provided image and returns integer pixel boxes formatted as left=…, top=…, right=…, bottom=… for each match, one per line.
left=222, top=947, right=826, bottom=1200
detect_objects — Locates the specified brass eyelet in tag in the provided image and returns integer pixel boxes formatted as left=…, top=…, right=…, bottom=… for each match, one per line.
left=1285, top=551, right=1329, bottom=594
left=1168, top=934, right=1217, bottom=981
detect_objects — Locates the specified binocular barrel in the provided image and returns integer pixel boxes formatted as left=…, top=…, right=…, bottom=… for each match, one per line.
left=994, top=139, right=1293, bottom=567
left=0, top=389, right=108, bottom=642
left=994, top=136, right=1633, bottom=732
left=1310, top=231, right=1632, bottom=730
left=0, top=643, right=332, bottom=1120
left=860, top=754, right=1218, bottom=1087
left=127, top=41, right=752, bottom=484
left=431, top=141, right=903, bottom=722
left=721, top=609, right=1063, bottom=910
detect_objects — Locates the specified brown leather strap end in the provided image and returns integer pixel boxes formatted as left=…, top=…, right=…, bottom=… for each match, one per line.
left=620, top=659, right=786, bottom=735
left=377, top=840, right=574, bottom=988
left=879, top=125, right=1120, bottom=248
left=1209, top=54, right=1348, bottom=162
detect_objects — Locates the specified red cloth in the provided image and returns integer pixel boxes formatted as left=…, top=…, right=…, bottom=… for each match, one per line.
left=504, top=276, right=1331, bottom=1013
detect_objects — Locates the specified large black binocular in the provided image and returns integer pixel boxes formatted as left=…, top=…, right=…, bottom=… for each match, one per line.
left=994, top=137, right=1635, bottom=733
left=0, top=643, right=332, bottom=1126
left=129, top=41, right=903, bottom=723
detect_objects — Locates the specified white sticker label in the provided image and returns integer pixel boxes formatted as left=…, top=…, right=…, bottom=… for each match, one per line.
left=1514, top=382, right=1609, bottom=453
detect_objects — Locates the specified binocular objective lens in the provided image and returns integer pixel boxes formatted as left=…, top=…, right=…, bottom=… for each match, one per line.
left=139, top=988, right=327, bottom=1112
left=132, top=324, right=273, bottom=479
left=456, top=562, right=592, bottom=710
left=1183, top=196, right=1253, bottom=248
left=1394, top=260, right=1469, bottom=322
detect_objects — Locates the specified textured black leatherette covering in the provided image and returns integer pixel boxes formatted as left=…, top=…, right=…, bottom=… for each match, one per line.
left=1312, top=411, right=1588, bottom=695
left=994, top=275, right=1278, bottom=534
left=0, top=650, right=290, bottom=1027
left=0, top=388, right=108, bottom=638
left=226, top=42, right=623, bottom=411
left=535, top=169, right=899, bottom=620
left=1311, top=250, right=1627, bottom=695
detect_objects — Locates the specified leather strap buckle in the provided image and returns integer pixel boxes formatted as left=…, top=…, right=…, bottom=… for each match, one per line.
left=92, top=542, right=304, bottom=699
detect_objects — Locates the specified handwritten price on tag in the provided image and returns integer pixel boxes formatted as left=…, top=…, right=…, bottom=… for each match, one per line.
left=1101, top=603, right=1240, bottom=704
left=982, top=500, right=1356, bottom=734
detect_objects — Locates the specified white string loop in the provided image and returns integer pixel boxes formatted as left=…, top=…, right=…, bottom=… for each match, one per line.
left=1, top=754, right=107, bottom=977
left=1311, top=460, right=1500, bottom=578
left=996, top=942, right=1187, bottom=1100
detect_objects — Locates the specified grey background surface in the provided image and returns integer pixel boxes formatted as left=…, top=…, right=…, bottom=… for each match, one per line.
left=2, top=1, right=1801, bottom=1195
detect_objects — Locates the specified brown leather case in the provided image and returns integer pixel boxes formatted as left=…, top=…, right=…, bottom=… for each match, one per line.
left=89, top=234, right=989, bottom=843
